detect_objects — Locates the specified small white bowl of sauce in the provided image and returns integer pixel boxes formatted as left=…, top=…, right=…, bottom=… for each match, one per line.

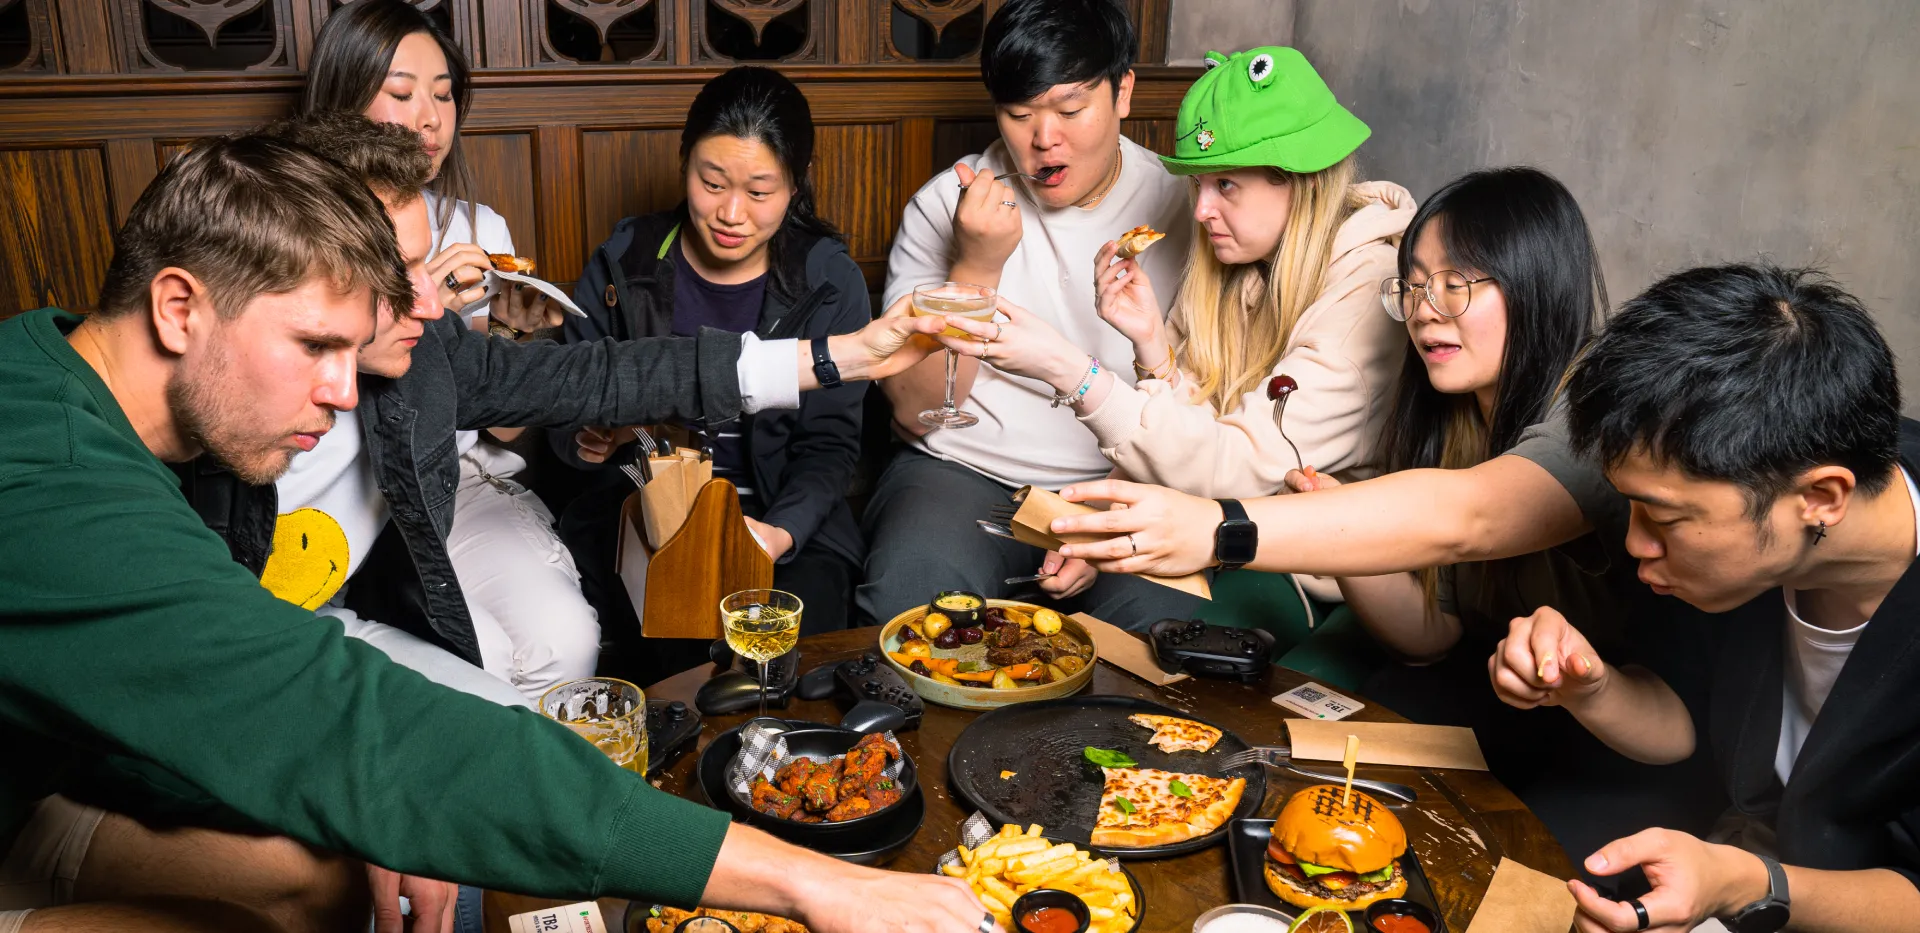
left=1192, top=904, right=1293, bottom=933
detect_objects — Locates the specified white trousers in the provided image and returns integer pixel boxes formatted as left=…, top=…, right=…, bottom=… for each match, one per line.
left=446, top=449, right=601, bottom=704
left=327, top=605, right=530, bottom=709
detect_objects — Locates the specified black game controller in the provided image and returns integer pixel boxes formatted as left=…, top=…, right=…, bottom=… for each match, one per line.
left=1149, top=618, right=1275, bottom=682
left=694, top=640, right=802, bottom=716
left=796, top=651, right=924, bottom=732
left=644, top=699, right=700, bottom=777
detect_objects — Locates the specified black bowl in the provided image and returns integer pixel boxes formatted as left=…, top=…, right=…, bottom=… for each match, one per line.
left=722, top=726, right=918, bottom=840
left=928, top=590, right=986, bottom=628
left=1364, top=900, right=1440, bottom=933
left=1009, top=889, right=1091, bottom=933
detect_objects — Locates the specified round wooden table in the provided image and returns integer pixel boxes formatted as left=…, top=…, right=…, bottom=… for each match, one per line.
left=489, top=628, right=1573, bottom=932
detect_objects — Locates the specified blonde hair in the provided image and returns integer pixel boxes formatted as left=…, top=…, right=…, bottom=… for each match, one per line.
left=1170, top=156, right=1367, bottom=414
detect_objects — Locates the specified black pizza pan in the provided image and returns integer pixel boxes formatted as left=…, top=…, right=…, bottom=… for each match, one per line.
left=945, top=695, right=1267, bottom=859
left=1227, top=818, right=1446, bottom=929
left=698, top=721, right=924, bottom=864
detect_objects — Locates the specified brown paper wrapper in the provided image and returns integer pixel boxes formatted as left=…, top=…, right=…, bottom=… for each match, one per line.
left=1070, top=612, right=1189, bottom=686
left=640, top=450, right=713, bottom=550
left=1464, top=857, right=1576, bottom=933
left=1287, top=720, right=1490, bottom=771
left=1010, top=486, right=1211, bottom=598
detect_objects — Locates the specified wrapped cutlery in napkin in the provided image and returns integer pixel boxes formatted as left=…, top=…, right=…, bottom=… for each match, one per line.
left=1010, top=486, right=1210, bottom=598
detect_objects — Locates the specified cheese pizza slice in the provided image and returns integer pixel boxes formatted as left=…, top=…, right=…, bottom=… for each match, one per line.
left=1091, top=766, right=1244, bottom=847
left=1128, top=713, right=1223, bottom=753
left=1115, top=225, right=1165, bottom=260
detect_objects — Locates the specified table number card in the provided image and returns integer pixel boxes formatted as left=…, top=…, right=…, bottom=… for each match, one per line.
left=508, top=901, right=611, bottom=933
left=1273, top=681, right=1365, bottom=720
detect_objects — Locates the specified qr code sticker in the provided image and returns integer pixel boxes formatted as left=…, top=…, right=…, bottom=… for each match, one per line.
left=1294, top=686, right=1326, bottom=703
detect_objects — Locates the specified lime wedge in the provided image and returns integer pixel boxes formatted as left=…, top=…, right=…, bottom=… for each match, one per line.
left=1288, top=905, right=1355, bottom=933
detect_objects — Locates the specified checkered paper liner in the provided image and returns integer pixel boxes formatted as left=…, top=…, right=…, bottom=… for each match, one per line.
left=933, top=811, right=1122, bottom=877
left=727, top=721, right=904, bottom=800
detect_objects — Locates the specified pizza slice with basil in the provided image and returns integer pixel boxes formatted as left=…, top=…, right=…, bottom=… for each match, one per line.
left=1127, top=713, right=1223, bottom=753
left=1091, top=767, right=1244, bottom=847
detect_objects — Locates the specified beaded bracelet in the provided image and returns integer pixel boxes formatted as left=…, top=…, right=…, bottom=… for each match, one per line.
left=1050, top=356, right=1102, bottom=408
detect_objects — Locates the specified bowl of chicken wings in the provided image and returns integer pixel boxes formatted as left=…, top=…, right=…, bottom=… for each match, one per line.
left=728, top=728, right=918, bottom=841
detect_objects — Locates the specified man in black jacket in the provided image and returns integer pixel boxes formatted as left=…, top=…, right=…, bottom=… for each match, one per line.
left=1490, top=264, right=1920, bottom=933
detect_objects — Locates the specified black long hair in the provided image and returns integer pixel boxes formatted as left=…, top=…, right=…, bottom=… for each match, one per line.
left=680, top=66, right=840, bottom=301
left=303, top=0, right=475, bottom=240
left=1380, top=167, right=1607, bottom=474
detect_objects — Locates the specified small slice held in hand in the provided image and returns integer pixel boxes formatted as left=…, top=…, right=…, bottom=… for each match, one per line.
left=488, top=253, right=536, bottom=274
left=1115, top=225, right=1165, bottom=260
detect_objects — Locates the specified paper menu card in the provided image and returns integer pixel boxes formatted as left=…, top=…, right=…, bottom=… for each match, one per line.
left=1010, top=486, right=1211, bottom=598
left=480, top=269, right=587, bottom=317
left=1071, top=612, right=1189, bottom=686
left=1463, top=858, right=1577, bottom=933
left=1287, top=719, right=1490, bottom=771
left=507, top=901, right=611, bottom=933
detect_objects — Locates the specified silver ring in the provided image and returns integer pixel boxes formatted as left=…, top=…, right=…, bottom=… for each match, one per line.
left=1128, top=534, right=1138, bottom=556
left=1629, top=898, right=1650, bottom=931
left=443, top=272, right=461, bottom=291
left=1001, top=200, right=1017, bottom=207
left=977, top=912, right=995, bottom=933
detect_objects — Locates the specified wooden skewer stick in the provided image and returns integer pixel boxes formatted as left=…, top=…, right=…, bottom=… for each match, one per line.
left=1341, top=733, right=1360, bottom=809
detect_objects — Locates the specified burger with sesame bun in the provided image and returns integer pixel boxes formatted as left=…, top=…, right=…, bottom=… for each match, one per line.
left=1265, top=784, right=1408, bottom=910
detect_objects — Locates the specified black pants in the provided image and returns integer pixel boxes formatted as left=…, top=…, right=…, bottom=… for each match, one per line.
left=559, top=476, right=859, bottom=688
left=855, top=449, right=1202, bottom=630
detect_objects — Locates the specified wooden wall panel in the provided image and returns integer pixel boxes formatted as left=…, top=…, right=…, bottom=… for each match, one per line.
left=103, top=136, right=159, bottom=225
left=533, top=124, right=586, bottom=283
left=929, top=118, right=996, bottom=174
left=811, top=123, right=895, bottom=266
left=1121, top=118, right=1175, bottom=156
left=0, top=147, right=114, bottom=316
left=579, top=128, right=683, bottom=254
left=460, top=131, right=537, bottom=253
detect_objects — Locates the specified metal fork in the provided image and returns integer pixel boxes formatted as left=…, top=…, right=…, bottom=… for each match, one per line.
left=618, top=462, right=647, bottom=489
left=988, top=505, right=1018, bottom=524
left=960, top=166, right=1063, bottom=190
left=978, top=520, right=1019, bottom=541
left=1217, top=746, right=1419, bottom=803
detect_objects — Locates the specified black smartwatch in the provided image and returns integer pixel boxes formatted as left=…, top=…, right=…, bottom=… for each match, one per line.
left=1726, top=854, right=1790, bottom=933
left=810, top=338, right=842, bottom=389
left=1213, top=499, right=1257, bottom=571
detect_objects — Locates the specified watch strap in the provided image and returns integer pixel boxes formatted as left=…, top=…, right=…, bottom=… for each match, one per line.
left=1729, top=854, right=1790, bottom=933
left=1217, top=498, right=1250, bottom=524
left=1213, top=498, right=1255, bottom=571
left=810, top=338, right=842, bottom=388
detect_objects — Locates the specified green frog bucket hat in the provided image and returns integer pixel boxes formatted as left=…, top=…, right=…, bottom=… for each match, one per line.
left=1159, top=46, right=1370, bottom=176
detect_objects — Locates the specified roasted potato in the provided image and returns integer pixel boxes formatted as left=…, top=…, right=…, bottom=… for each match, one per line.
left=1032, top=607, right=1064, bottom=635
left=923, top=612, right=953, bottom=639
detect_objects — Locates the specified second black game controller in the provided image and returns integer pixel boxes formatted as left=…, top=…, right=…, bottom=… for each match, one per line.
left=1148, top=618, right=1275, bottom=682
left=796, top=651, right=924, bottom=731
left=644, top=699, right=700, bottom=776
left=694, top=641, right=802, bottom=716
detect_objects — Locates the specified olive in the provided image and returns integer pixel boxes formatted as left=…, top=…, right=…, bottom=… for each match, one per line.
left=984, top=607, right=1009, bottom=625
left=909, top=659, right=932, bottom=676
left=956, top=626, right=985, bottom=645
left=1266, top=374, right=1298, bottom=400
left=933, top=629, right=961, bottom=649
left=897, top=626, right=924, bottom=643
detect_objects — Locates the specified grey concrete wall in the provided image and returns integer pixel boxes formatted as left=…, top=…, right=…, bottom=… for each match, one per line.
left=1169, top=0, right=1920, bottom=414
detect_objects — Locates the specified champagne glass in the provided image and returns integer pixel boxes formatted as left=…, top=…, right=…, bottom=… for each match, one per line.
left=913, top=282, right=996, bottom=429
left=539, top=677, right=648, bottom=775
left=721, top=589, right=803, bottom=717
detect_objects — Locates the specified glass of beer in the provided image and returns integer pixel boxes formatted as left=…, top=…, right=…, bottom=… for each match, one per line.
left=912, top=282, right=996, bottom=429
left=721, top=589, right=804, bottom=717
left=540, top=677, right=648, bottom=776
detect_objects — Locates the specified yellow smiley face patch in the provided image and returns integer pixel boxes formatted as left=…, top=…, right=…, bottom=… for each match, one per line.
left=260, top=507, right=350, bottom=610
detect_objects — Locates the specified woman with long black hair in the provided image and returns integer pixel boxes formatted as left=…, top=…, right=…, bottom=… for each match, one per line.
left=304, top=0, right=598, bottom=704
left=558, top=66, right=870, bottom=677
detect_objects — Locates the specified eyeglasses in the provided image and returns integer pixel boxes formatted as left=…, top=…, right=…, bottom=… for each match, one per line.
left=1380, top=271, right=1495, bottom=322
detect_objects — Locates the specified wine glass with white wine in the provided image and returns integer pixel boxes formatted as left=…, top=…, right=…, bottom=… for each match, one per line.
left=912, top=282, right=996, bottom=429
left=720, top=589, right=803, bottom=717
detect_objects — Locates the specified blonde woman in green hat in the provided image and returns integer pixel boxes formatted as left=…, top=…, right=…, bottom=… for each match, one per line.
left=944, top=46, right=1413, bottom=602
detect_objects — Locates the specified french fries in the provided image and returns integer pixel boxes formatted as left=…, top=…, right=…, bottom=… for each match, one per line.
left=941, top=823, right=1138, bottom=933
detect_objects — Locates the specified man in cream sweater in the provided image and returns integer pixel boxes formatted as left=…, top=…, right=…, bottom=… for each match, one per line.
left=863, top=0, right=1200, bottom=629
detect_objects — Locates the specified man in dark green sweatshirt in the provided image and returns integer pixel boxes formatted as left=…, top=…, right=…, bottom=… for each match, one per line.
left=0, top=134, right=985, bottom=933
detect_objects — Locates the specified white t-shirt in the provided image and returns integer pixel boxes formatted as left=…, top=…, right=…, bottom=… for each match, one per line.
left=428, top=192, right=514, bottom=460
left=883, top=137, right=1193, bottom=490
left=1774, top=466, right=1920, bottom=783
left=259, top=409, right=391, bottom=611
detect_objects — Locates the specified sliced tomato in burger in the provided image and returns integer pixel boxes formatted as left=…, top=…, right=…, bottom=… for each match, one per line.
left=1265, top=839, right=1296, bottom=864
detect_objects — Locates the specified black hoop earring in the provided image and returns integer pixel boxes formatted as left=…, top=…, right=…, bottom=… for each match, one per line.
left=1811, top=520, right=1828, bottom=544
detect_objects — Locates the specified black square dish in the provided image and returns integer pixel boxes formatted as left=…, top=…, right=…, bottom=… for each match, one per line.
left=1226, top=818, right=1445, bottom=931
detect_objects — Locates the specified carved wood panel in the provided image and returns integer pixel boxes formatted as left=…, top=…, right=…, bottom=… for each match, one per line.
left=694, top=0, right=822, bottom=63
left=0, top=0, right=57, bottom=72
left=537, top=0, right=669, bottom=66
left=1120, top=117, right=1173, bottom=156
left=119, top=0, right=297, bottom=72
left=0, top=147, right=115, bottom=317
left=303, top=1, right=478, bottom=71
